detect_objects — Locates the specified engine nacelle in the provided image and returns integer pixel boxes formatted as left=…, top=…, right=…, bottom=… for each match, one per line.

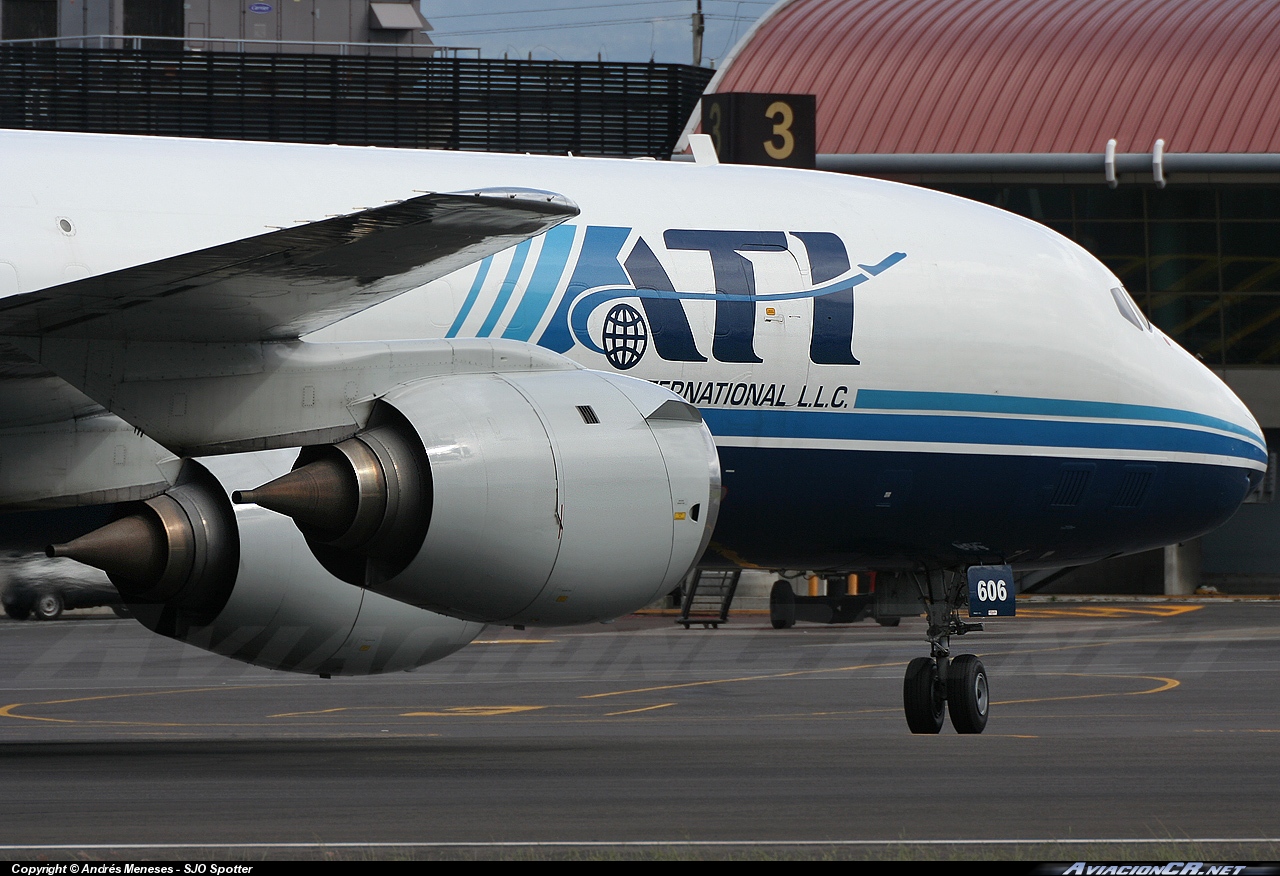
left=48, top=457, right=483, bottom=676
left=237, top=369, right=721, bottom=625
left=49, top=366, right=719, bottom=661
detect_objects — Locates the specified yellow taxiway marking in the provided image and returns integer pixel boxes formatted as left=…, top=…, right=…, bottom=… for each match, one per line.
left=581, top=639, right=1131, bottom=701
left=4, top=689, right=547, bottom=726
left=994, top=673, right=1179, bottom=706
left=269, top=705, right=546, bottom=719
left=268, top=707, right=350, bottom=718
left=0, top=686, right=266, bottom=725
left=471, top=639, right=557, bottom=644
left=1017, top=605, right=1202, bottom=619
left=802, top=672, right=1177, bottom=719
left=400, top=705, right=544, bottom=717
left=0, top=642, right=1182, bottom=726
left=581, top=662, right=904, bottom=699
left=604, top=703, right=676, bottom=717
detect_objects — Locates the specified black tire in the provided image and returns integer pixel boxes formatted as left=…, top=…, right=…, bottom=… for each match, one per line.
left=4, top=602, right=31, bottom=621
left=876, top=616, right=901, bottom=627
left=947, top=654, right=989, bottom=734
left=32, top=591, right=63, bottom=621
left=769, top=580, right=796, bottom=629
left=110, top=605, right=133, bottom=619
left=903, top=656, right=945, bottom=733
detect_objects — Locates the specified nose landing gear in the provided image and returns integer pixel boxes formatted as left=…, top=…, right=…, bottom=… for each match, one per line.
left=902, top=570, right=990, bottom=734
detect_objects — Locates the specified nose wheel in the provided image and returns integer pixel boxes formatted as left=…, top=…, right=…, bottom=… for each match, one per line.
left=902, top=654, right=989, bottom=734
left=902, top=570, right=990, bottom=734
left=947, top=653, right=989, bottom=733
left=903, top=656, right=946, bottom=733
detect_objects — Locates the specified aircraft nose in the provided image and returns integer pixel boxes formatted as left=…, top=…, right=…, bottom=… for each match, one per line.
left=1150, top=339, right=1267, bottom=540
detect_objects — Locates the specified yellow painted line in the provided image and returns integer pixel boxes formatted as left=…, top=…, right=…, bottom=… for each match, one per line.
left=400, top=705, right=544, bottom=717
left=1017, top=605, right=1202, bottom=619
left=268, top=707, right=350, bottom=718
left=979, top=641, right=1111, bottom=658
left=471, top=639, right=557, bottom=644
left=605, top=703, right=676, bottom=717
left=581, top=661, right=904, bottom=699
left=581, top=639, right=1135, bottom=703
left=271, top=705, right=548, bottom=719
left=800, top=672, right=1176, bottom=719
left=0, top=686, right=267, bottom=725
left=582, top=640, right=1129, bottom=700
left=994, top=673, right=1179, bottom=706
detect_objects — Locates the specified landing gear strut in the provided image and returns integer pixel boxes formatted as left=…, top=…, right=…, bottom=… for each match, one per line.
left=901, top=570, right=989, bottom=734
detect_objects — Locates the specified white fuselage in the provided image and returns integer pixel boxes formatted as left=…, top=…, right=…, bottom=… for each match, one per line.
left=0, top=129, right=1265, bottom=571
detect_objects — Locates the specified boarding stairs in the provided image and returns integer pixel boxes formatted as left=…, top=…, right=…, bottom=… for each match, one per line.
left=677, top=568, right=742, bottom=629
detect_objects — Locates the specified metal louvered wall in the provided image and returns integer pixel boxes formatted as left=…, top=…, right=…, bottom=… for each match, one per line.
left=0, top=46, right=713, bottom=157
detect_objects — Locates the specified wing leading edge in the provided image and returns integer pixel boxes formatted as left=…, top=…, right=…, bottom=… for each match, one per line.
left=0, top=188, right=579, bottom=344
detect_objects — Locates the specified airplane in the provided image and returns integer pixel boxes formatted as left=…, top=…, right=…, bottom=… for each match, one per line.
left=0, top=128, right=1265, bottom=734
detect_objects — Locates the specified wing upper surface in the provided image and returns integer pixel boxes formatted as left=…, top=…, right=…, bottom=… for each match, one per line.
left=0, top=188, right=578, bottom=344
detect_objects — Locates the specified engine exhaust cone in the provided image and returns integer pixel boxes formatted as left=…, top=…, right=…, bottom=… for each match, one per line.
left=232, top=455, right=359, bottom=538
left=47, top=513, right=167, bottom=585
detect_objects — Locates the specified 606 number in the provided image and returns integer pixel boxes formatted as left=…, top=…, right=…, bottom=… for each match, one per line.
left=976, top=579, right=1008, bottom=602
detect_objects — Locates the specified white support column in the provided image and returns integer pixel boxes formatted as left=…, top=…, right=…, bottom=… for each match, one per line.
left=1163, top=539, right=1202, bottom=595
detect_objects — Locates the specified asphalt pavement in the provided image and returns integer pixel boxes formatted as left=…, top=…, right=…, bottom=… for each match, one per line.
left=1, top=599, right=1278, bottom=860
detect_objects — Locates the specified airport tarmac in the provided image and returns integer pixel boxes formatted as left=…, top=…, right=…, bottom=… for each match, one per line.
left=1, top=599, right=1278, bottom=860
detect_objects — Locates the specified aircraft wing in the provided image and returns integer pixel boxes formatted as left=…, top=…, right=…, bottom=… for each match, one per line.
left=0, top=188, right=578, bottom=343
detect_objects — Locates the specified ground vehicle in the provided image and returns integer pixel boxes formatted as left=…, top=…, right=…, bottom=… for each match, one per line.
left=1, top=554, right=123, bottom=620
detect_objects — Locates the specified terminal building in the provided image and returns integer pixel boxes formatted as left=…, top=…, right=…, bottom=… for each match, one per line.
left=688, top=0, right=1280, bottom=593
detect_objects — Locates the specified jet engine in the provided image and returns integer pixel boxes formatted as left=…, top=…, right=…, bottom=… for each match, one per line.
left=47, top=456, right=484, bottom=676
left=234, top=369, right=721, bottom=626
left=48, top=368, right=719, bottom=670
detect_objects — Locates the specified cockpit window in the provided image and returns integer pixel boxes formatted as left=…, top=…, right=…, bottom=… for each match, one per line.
left=1111, top=286, right=1150, bottom=331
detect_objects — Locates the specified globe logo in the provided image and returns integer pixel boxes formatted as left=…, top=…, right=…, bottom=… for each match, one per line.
left=601, top=303, right=648, bottom=370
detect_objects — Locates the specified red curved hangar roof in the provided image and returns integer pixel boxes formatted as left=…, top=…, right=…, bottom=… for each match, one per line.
left=707, top=0, right=1280, bottom=154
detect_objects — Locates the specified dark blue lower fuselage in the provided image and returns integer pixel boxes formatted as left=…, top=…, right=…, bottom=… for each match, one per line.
left=707, top=445, right=1259, bottom=571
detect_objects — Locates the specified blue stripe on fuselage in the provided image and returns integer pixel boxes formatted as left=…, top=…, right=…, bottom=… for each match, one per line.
left=476, top=239, right=532, bottom=338
left=444, top=255, right=493, bottom=338
left=502, top=224, right=577, bottom=342
left=700, top=407, right=1267, bottom=465
left=855, top=389, right=1265, bottom=448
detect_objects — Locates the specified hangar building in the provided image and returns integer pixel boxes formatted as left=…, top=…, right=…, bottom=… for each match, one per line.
left=693, top=0, right=1280, bottom=593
